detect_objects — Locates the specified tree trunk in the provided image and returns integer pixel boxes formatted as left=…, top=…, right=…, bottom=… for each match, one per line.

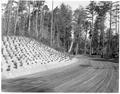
left=7, top=11, right=10, bottom=35
left=52, top=20, right=56, bottom=47
left=90, top=11, right=94, bottom=55
left=57, top=24, right=60, bottom=47
left=99, top=16, right=105, bottom=57
left=115, top=5, right=118, bottom=34
left=101, top=17, right=105, bottom=49
left=40, top=8, right=43, bottom=39
left=14, top=15, right=18, bottom=35
left=118, top=13, right=119, bottom=34
left=51, top=0, right=53, bottom=46
left=28, top=1, right=31, bottom=36
left=84, top=30, right=88, bottom=54
left=75, top=43, right=79, bottom=55
left=14, top=0, right=20, bottom=35
left=68, top=39, right=74, bottom=53
left=36, top=11, right=38, bottom=38
left=7, top=0, right=13, bottom=35
left=90, top=38, right=92, bottom=55
left=64, top=30, right=66, bottom=50
left=107, top=3, right=112, bottom=57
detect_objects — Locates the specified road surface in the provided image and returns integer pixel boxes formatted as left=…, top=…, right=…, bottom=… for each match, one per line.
left=2, top=55, right=119, bottom=92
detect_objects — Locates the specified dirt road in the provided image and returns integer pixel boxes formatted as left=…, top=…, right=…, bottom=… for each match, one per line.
left=2, top=55, right=119, bottom=92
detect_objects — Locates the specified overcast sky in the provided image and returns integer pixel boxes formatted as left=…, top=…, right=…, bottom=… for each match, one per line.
left=45, top=0, right=90, bottom=10
left=1, top=0, right=90, bottom=10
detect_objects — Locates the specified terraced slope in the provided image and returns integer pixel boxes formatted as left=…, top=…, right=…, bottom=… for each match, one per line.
left=2, top=36, right=77, bottom=79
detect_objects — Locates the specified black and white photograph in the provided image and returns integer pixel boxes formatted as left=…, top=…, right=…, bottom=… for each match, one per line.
left=1, top=0, right=119, bottom=92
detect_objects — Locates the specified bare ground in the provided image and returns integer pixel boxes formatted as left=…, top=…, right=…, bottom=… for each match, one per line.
left=2, top=55, right=119, bottom=92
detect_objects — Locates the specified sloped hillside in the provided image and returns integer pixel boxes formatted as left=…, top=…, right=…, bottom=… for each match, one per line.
left=1, top=36, right=77, bottom=79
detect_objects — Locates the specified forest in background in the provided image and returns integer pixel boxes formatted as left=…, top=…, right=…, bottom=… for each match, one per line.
left=1, top=0, right=119, bottom=59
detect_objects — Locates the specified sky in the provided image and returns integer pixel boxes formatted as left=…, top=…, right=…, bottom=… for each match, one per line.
left=1, top=0, right=90, bottom=10
left=45, top=0, right=90, bottom=10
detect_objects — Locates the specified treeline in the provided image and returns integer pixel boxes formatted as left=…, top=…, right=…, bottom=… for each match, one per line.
left=2, top=0, right=119, bottom=58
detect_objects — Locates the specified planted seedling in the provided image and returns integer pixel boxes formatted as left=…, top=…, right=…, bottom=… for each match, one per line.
left=20, top=62, right=23, bottom=66
left=14, top=62, right=17, bottom=69
left=6, top=65, right=10, bottom=71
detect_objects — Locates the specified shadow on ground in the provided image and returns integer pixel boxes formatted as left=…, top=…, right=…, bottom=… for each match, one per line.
left=2, top=78, right=54, bottom=92
left=91, top=58, right=119, bottom=63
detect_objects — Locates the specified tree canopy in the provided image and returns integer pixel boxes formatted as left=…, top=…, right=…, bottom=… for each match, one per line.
left=2, top=0, right=119, bottom=58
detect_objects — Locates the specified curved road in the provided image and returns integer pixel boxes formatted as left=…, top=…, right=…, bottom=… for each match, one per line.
left=2, top=55, right=119, bottom=92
